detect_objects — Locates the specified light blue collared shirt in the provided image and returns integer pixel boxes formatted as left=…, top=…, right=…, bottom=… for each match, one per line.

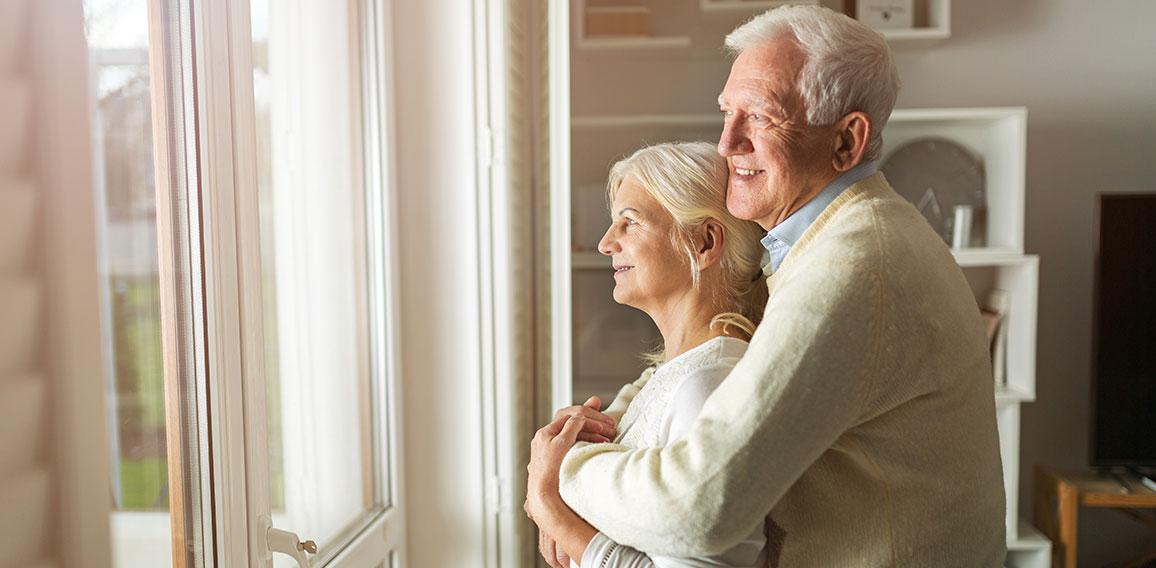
left=761, top=161, right=878, bottom=273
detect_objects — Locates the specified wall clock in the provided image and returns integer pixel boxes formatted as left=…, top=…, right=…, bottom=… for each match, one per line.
left=880, top=137, right=986, bottom=247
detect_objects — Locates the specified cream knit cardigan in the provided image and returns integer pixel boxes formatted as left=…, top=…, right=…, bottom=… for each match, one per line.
left=559, top=173, right=1007, bottom=567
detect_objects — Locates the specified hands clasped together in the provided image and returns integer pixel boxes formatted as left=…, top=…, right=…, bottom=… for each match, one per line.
left=525, top=396, right=617, bottom=568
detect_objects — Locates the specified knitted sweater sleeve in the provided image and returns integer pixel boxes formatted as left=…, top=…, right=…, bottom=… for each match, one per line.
left=558, top=252, right=882, bottom=557
left=602, top=368, right=653, bottom=426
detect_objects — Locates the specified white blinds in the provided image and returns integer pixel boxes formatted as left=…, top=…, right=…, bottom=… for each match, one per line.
left=1, top=0, right=111, bottom=566
left=0, top=0, right=50, bottom=565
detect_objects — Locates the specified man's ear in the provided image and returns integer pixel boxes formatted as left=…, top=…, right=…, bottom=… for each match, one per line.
left=696, top=220, right=726, bottom=270
left=832, top=111, right=871, bottom=172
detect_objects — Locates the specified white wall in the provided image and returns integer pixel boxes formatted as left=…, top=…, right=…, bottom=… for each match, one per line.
left=391, top=0, right=489, bottom=565
left=890, top=1, right=1156, bottom=564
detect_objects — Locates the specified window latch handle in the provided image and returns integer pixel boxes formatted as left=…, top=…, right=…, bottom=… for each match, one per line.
left=265, top=521, right=316, bottom=568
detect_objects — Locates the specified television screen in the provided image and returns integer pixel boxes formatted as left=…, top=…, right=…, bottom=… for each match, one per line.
left=1089, top=193, right=1156, bottom=467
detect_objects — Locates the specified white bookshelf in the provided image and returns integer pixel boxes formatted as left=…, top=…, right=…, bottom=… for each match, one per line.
left=884, top=107, right=1027, bottom=253
left=700, top=0, right=818, bottom=14
left=1007, top=520, right=1052, bottom=568
left=572, top=251, right=609, bottom=270
left=576, top=36, right=692, bottom=50
left=571, top=114, right=721, bottom=129
left=878, top=0, right=951, bottom=47
left=573, top=0, right=691, bottom=51
left=878, top=107, right=1044, bottom=562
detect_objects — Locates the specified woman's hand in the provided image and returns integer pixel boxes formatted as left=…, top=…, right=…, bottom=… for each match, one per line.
left=553, top=396, right=618, bottom=443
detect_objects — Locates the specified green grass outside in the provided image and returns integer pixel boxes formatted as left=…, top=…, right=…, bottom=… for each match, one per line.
left=119, top=456, right=169, bottom=510
left=110, top=275, right=286, bottom=511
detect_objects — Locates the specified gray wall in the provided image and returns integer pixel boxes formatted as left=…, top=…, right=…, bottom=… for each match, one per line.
left=891, top=1, right=1156, bottom=563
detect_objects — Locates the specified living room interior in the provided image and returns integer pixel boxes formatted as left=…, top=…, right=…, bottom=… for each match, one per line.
left=1, top=0, right=1153, bottom=567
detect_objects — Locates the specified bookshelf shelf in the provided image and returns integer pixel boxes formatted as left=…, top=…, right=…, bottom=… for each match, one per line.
left=874, top=0, right=952, bottom=48
left=995, top=384, right=1036, bottom=406
left=571, top=113, right=720, bottom=129
left=952, top=247, right=1028, bottom=267
left=576, top=36, right=692, bottom=50
left=572, top=251, right=609, bottom=270
left=699, top=0, right=817, bottom=14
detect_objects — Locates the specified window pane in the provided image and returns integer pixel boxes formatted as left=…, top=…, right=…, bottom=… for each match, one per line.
left=252, top=1, right=384, bottom=564
left=83, top=1, right=173, bottom=566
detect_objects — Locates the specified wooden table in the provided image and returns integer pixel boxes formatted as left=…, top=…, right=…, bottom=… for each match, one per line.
left=1034, top=466, right=1156, bottom=568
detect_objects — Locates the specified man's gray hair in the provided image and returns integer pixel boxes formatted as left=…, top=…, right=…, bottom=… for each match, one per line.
left=725, top=5, right=900, bottom=161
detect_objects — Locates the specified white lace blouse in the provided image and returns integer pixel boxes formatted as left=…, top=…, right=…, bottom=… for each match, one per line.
left=574, top=336, right=767, bottom=568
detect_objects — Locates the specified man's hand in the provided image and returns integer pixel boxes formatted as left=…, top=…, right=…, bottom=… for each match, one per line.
left=552, top=396, right=617, bottom=443
left=526, top=413, right=587, bottom=515
left=526, top=414, right=587, bottom=567
left=538, top=529, right=572, bottom=568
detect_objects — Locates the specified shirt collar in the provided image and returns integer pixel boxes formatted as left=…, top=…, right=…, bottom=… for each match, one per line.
left=764, top=161, right=877, bottom=253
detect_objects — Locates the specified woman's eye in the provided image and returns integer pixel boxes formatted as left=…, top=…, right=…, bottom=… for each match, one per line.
left=750, top=113, right=764, bottom=121
left=625, top=218, right=638, bottom=226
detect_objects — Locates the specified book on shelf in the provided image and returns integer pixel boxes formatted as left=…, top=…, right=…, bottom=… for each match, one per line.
left=980, top=289, right=1009, bottom=386
left=585, top=6, right=651, bottom=38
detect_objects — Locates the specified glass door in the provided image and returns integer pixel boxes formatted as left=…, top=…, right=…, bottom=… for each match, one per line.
left=244, top=0, right=403, bottom=565
left=139, top=0, right=403, bottom=565
left=247, top=0, right=402, bottom=565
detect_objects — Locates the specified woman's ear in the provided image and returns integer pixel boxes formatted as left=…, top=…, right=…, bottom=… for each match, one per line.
left=696, top=220, right=726, bottom=270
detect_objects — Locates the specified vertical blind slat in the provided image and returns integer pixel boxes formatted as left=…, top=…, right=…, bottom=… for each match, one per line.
left=0, top=468, right=51, bottom=568
left=0, top=374, right=45, bottom=476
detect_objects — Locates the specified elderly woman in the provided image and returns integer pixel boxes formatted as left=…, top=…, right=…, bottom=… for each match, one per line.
left=525, top=141, right=769, bottom=568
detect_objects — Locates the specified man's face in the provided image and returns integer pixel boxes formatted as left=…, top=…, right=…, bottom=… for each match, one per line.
left=717, top=36, right=837, bottom=230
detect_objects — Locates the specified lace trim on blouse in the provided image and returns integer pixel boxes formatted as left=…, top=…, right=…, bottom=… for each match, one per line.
left=615, top=337, right=731, bottom=449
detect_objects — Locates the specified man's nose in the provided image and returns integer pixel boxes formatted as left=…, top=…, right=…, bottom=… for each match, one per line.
left=718, top=120, right=751, bottom=156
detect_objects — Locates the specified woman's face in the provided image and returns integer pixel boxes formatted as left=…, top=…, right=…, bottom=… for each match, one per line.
left=597, top=176, right=693, bottom=315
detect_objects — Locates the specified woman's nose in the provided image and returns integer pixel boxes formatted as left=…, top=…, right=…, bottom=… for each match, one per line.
left=598, top=226, right=618, bottom=256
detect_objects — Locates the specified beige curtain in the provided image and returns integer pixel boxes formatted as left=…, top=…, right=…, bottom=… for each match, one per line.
left=0, top=0, right=111, bottom=566
left=493, top=0, right=552, bottom=565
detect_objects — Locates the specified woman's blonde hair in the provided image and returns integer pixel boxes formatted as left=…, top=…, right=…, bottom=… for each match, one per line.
left=607, top=141, right=768, bottom=365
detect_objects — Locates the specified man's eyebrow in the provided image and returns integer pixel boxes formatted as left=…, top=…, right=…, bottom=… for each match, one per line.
left=718, top=93, right=782, bottom=112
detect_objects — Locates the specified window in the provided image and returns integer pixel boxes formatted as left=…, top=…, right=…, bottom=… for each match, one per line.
left=86, top=1, right=404, bottom=566
left=83, top=1, right=174, bottom=565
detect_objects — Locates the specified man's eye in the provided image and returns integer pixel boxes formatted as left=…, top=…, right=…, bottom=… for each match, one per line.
left=750, top=113, right=764, bottom=121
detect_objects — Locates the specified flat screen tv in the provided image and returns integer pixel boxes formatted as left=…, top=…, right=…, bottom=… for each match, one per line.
left=1089, top=193, right=1156, bottom=468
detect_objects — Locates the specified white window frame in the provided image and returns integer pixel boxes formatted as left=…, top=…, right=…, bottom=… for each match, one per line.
left=145, top=0, right=407, bottom=565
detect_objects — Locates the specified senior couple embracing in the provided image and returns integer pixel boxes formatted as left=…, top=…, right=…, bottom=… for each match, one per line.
left=523, top=5, right=1007, bottom=568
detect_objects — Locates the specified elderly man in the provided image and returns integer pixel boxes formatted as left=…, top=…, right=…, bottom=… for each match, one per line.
left=536, top=5, right=1007, bottom=567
